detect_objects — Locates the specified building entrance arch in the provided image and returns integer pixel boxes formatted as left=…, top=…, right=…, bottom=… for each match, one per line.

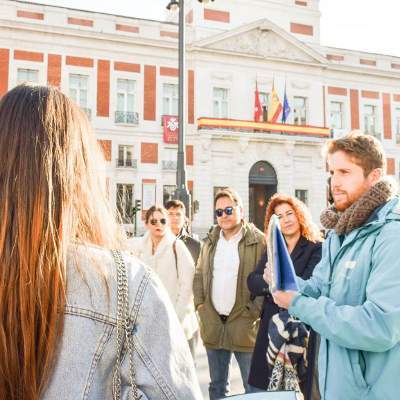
left=249, top=161, right=277, bottom=231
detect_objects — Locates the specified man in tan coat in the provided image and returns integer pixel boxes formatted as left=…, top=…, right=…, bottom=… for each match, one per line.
left=193, top=188, right=265, bottom=399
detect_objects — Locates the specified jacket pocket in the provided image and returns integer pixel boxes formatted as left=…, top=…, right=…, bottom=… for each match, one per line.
left=197, top=305, right=221, bottom=346
left=229, top=313, right=259, bottom=348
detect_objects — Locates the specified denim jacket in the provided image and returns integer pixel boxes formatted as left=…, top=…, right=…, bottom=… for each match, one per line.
left=42, top=243, right=202, bottom=400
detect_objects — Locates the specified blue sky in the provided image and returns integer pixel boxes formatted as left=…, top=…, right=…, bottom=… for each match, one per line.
left=29, top=0, right=400, bottom=57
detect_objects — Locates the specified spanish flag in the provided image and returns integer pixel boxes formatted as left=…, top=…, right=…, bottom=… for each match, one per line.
left=267, top=82, right=283, bottom=123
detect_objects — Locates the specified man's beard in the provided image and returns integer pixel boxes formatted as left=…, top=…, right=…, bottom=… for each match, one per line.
left=334, top=182, right=370, bottom=211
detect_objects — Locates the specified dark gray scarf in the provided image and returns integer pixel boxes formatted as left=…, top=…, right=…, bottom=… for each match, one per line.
left=320, top=179, right=397, bottom=235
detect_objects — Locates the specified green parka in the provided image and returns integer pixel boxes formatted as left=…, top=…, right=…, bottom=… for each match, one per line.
left=193, top=222, right=266, bottom=352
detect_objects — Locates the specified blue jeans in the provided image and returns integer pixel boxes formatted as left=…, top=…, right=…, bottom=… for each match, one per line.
left=206, top=348, right=253, bottom=400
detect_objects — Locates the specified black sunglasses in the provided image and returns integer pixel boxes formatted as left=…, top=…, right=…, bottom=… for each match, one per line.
left=215, top=206, right=235, bottom=218
left=150, top=218, right=167, bottom=226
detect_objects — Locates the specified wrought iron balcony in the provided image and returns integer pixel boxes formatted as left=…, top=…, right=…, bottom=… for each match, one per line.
left=115, top=111, right=139, bottom=125
left=162, top=160, right=177, bottom=170
left=116, top=158, right=138, bottom=168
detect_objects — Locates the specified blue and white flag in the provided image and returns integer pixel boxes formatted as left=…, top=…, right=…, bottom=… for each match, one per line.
left=267, top=215, right=299, bottom=292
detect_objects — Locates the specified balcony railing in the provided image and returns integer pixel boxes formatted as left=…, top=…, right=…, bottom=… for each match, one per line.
left=162, top=160, right=177, bottom=170
left=115, top=111, right=139, bottom=125
left=116, top=158, right=138, bottom=168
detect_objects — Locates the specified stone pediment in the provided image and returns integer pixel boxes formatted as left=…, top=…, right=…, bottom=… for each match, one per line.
left=194, top=19, right=326, bottom=65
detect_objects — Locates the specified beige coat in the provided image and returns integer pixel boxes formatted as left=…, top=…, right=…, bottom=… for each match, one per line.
left=130, top=231, right=198, bottom=339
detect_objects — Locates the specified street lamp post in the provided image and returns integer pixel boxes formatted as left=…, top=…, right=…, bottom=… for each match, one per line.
left=166, top=0, right=190, bottom=216
left=166, top=0, right=215, bottom=217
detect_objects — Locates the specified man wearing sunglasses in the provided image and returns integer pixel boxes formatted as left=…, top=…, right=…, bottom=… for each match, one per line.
left=193, top=188, right=265, bottom=399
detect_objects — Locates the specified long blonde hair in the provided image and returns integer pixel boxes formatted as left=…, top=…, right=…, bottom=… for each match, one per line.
left=0, top=84, right=122, bottom=399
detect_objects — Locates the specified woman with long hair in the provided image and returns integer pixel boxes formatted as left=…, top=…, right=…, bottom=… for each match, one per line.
left=129, top=206, right=198, bottom=357
left=0, top=84, right=202, bottom=400
left=247, top=193, right=322, bottom=399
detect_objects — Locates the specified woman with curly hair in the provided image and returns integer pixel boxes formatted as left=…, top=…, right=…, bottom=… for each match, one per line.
left=247, top=193, right=322, bottom=399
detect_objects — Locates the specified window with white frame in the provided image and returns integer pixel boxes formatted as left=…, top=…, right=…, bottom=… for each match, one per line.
left=330, top=101, right=344, bottom=129
left=116, top=79, right=136, bottom=123
left=17, top=68, right=39, bottom=84
left=69, top=74, right=89, bottom=115
left=117, top=145, right=135, bottom=167
left=116, top=183, right=134, bottom=223
left=293, top=96, right=307, bottom=125
left=395, top=107, right=400, bottom=144
left=295, top=189, right=309, bottom=206
left=162, top=148, right=177, bottom=170
left=163, top=83, right=178, bottom=116
left=213, top=87, right=229, bottom=118
left=363, top=104, right=379, bottom=138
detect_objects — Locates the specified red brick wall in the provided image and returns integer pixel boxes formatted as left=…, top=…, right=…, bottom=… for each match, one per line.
left=186, top=145, right=194, bottom=166
left=328, top=86, right=347, bottom=96
left=47, top=54, right=61, bottom=88
left=186, top=10, right=193, bottom=24
left=360, top=59, right=376, bottom=66
left=382, top=93, right=392, bottom=140
left=290, top=23, right=313, bottom=36
left=98, top=140, right=112, bottom=161
left=116, top=24, right=139, bottom=33
left=114, top=62, right=140, bottom=73
left=97, top=60, right=110, bottom=117
left=17, top=10, right=44, bottom=20
left=350, top=89, right=360, bottom=130
left=160, top=67, right=178, bottom=77
left=361, top=90, right=379, bottom=99
left=144, top=65, right=156, bottom=121
left=387, top=158, right=395, bottom=175
left=141, top=143, right=158, bottom=163
left=188, top=69, right=194, bottom=124
left=160, top=31, right=178, bottom=39
left=66, top=56, right=93, bottom=68
left=14, top=50, right=43, bottom=62
left=0, top=49, right=9, bottom=97
left=68, top=17, right=93, bottom=27
left=327, top=54, right=344, bottom=61
left=295, top=1, right=307, bottom=5
left=204, top=9, right=230, bottom=23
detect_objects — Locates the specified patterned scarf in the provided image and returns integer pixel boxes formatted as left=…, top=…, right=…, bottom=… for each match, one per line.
left=267, top=311, right=309, bottom=399
left=320, top=179, right=397, bottom=235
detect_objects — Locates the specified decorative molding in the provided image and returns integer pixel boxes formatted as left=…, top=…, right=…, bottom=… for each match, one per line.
left=208, top=28, right=316, bottom=63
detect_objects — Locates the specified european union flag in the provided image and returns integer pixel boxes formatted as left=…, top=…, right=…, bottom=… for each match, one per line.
left=267, top=215, right=299, bottom=292
left=281, top=87, right=291, bottom=123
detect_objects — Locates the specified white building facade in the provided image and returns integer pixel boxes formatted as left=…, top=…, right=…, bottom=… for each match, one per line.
left=0, top=0, right=399, bottom=234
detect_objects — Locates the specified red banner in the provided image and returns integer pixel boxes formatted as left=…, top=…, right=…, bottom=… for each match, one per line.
left=163, top=115, right=179, bottom=144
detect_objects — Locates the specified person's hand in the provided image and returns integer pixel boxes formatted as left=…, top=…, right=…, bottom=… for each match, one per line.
left=272, top=290, right=298, bottom=309
left=263, top=261, right=272, bottom=286
left=196, top=304, right=204, bottom=311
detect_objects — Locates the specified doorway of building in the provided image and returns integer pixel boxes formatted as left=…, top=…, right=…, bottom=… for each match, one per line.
left=249, top=161, right=277, bottom=231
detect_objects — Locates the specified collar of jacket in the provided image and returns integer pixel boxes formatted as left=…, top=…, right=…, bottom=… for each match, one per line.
left=206, top=221, right=260, bottom=246
left=329, top=196, right=400, bottom=248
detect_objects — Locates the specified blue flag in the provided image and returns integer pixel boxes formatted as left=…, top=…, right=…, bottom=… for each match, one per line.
left=281, top=86, right=291, bottom=123
left=267, top=215, right=299, bottom=292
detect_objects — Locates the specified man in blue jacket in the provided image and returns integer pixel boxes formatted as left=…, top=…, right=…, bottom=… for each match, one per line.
left=272, top=132, right=400, bottom=400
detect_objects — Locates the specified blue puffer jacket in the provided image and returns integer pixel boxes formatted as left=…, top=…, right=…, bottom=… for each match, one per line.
left=289, top=197, right=400, bottom=400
